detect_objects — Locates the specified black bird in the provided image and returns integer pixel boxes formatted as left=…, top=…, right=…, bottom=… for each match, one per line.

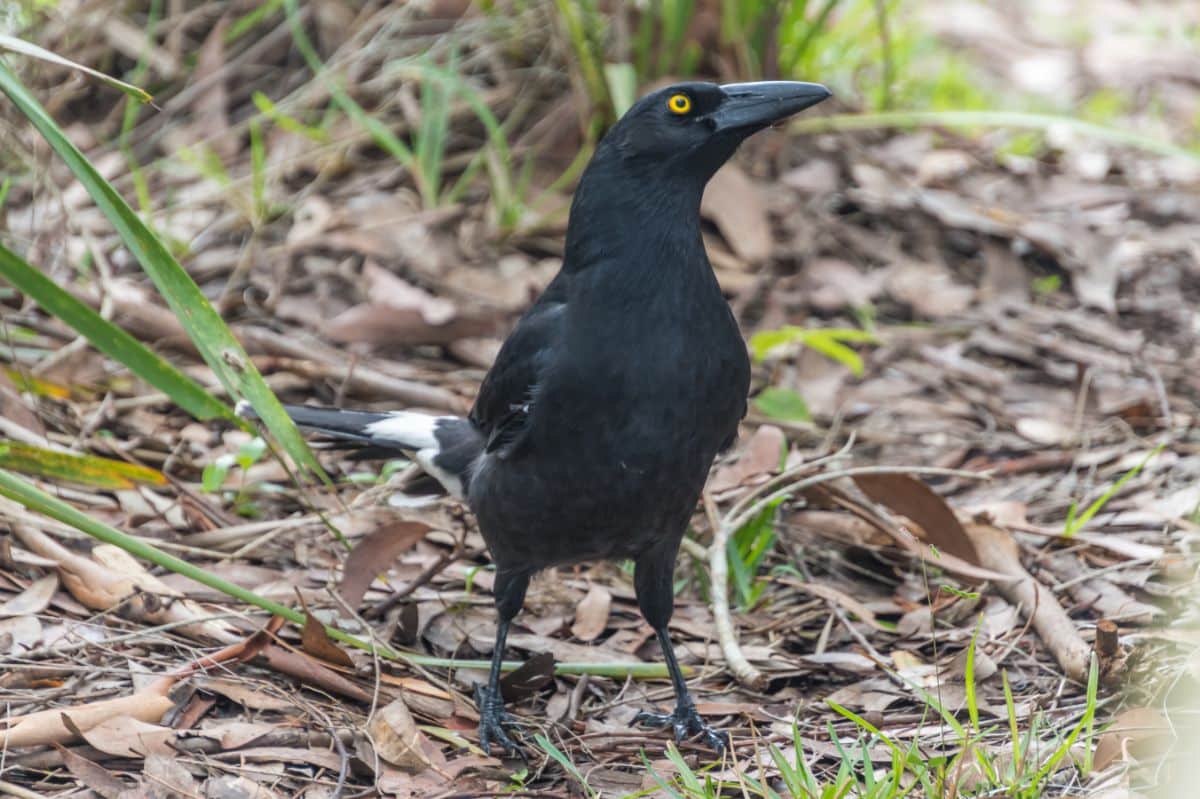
left=259, top=80, right=830, bottom=754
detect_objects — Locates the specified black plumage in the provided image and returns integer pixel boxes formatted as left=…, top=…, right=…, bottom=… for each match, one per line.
left=253, top=80, right=830, bottom=754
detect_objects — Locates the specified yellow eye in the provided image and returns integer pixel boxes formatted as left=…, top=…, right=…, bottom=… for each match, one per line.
left=667, top=93, right=692, bottom=115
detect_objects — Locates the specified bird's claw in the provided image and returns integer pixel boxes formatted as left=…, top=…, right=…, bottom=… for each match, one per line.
left=475, top=685, right=524, bottom=757
left=634, top=702, right=729, bottom=754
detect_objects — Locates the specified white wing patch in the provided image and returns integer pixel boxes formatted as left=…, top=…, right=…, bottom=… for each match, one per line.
left=415, top=449, right=464, bottom=499
left=363, top=412, right=465, bottom=498
left=363, top=412, right=443, bottom=449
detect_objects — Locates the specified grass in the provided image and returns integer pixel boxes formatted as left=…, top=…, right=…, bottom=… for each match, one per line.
left=555, top=640, right=1102, bottom=799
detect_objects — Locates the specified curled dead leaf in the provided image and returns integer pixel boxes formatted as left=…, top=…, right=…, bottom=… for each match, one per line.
left=367, top=698, right=435, bottom=771
left=299, top=611, right=356, bottom=670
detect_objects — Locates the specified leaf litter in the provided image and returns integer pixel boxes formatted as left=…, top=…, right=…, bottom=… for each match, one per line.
left=1, top=1, right=1198, bottom=797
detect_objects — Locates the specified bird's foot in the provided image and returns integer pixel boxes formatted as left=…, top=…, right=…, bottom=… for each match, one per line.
left=475, top=685, right=524, bottom=757
left=634, top=701, right=729, bottom=754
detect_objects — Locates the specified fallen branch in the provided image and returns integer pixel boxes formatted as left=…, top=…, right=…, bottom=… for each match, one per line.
left=965, top=522, right=1091, bottom=682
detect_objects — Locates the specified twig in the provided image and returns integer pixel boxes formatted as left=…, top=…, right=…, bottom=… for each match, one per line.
left=701, top=457, right=992, bottom=689
left=704, top=491, right=765, bottom=690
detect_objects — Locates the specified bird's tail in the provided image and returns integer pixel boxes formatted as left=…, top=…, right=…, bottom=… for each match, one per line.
left=237, top=401, right=479, bottom=498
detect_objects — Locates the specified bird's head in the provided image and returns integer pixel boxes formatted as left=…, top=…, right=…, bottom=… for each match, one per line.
left=597, top=80, right=832, bottom=186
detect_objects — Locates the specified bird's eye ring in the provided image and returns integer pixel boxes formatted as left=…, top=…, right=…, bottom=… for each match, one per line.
left=667, top=93, right=692, bottom=115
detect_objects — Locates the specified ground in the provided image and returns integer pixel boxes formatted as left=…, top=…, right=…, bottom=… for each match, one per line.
left=0, top=2, right=1197, bottom=798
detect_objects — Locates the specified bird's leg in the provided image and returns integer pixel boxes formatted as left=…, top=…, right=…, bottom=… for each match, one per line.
left=476, top=618, right=520, bottom=755
left=631, top=544, right=729, bottom=754
left=633, top=625, right=730, bottom=754
left=477, top=570, right=529, bottom=756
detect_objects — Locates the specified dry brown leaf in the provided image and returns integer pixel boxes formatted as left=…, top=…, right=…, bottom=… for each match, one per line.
left=367, top=698, right=435, bottom=771
left=299, top=611, right=356, bottom=669
left=701, top=163, right=772, bottom=263
left=194, top=677, right=294, bottom=710
left=340, top=520, right=431, bottom=609
left=500, top=651, right=556, bottom=702
left=0, top=615, right=42, bottom=654
left=205, top=776, right=285, bottom=799
left=0, top=573, right=58, bottom=617
left=227, top=746, right=345, bottom=771
left=140, top=753, right=200, bottom=798
left=198, top=720, right=279, bottom=749
left=710, top=424, right=785, bottom=493
left=1093, top=707, right=1172, bottom=771
left=76, top=715, right=175, bottom=759
left=53, top=744, right=127, bottom=799
left=853, top=473, right=983, bottom=566
left=570, top=584, right=612, bottom=642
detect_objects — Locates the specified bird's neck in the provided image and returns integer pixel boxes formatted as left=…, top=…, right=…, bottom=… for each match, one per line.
left=562, top=158, right=708, bottom=280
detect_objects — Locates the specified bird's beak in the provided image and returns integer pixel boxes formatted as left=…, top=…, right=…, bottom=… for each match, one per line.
left=711, top=81, right=832, bottom=133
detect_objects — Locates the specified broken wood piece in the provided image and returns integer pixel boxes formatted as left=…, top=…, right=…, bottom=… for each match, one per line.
left=964, top=522, right=1091, bottom=683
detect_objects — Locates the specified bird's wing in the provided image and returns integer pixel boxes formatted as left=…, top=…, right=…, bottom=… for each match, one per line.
left=469, top=289, right=566, bottom=459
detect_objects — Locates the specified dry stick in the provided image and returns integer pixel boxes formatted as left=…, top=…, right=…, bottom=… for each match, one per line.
left=967, top=523, right=1091, bottom=683
left=702, top=491, right=763, bottom=689
left=706, top=462, right=992, bottom=689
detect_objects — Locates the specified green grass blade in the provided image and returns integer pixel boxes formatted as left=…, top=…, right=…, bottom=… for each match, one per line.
left=535, top=734, right=598, bottom=799
left=965, top=613, right=982, bottom=732
left=1030, top=655, right=1099, bottom=786
left=0, top=36, right=152, bottom=103
left=0, top=242, right=231, bottom=422
left=1064, top=444, right=1163, bottom=536
left=0, top=59, right=325, bottom=480
left=0, top=440, right=166, bottom=490
left=281, top=0, right=414, bottom=171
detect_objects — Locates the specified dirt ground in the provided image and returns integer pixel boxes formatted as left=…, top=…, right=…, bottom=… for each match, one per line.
left=1, top=2, right=1198, bottom=797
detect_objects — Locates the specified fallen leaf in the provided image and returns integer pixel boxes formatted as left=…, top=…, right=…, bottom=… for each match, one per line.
left=54, top=744, right=127, bottom=799
left=340, top=520, right=431, bottom=609
left=77, top=715, right=175, bottom=758
left=0, top=615, right=42, bottom=654
left=500, top=651, right=556, bottom=702
left=1093, top=707, right=1171, bottom=771
left=367, top=698, right=435, bottom=771
left=204, top=775, right=285, bottom=799
left=198, top=720, right=278, bottom=749
left=0, top=573, right=58, bottom=617
left=702, top=163, right=772, bottom=263
left=854, top=473, right=982, bottom=566
left=194, top=678, right=294, bottom=710
left=710, top=425, right=785, bottom=492
left=141, top=752, right=200, bottom=798
left=300, top=612, right=356, bottom=669
left=570, top=584, right=612, bottom=642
